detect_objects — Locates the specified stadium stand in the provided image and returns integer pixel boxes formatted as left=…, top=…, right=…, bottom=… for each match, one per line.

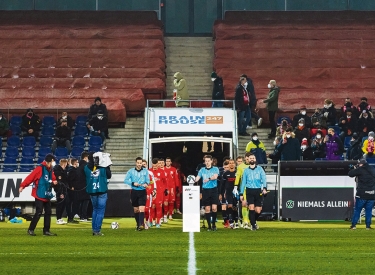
left=0, top=11, right=166, bottom=121
left=213, top=11, right=375, bottom=120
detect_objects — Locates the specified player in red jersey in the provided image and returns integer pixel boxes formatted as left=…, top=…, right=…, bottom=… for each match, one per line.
left=158, top=158, right=170, bottom=223
left=150, top=158, right=167, bottom=228
left=164, top=157, right=180, bottom=220
left=142, top=160, right=156, bottom=229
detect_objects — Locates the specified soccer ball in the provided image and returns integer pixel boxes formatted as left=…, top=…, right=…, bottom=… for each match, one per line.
left=186, top=175, right=195, bottom=184
left=111, top=221, right=119, bottom=229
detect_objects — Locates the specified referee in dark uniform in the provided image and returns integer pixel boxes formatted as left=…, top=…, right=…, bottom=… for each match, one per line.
left=124, top=157, right=150, bottom=231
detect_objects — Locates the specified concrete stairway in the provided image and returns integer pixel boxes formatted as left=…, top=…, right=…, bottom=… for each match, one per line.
left=238, top=124, right=274, bottom=156
left=165, top=37, right=214, bottom=100
left=105, top=117, right=145, bottom=173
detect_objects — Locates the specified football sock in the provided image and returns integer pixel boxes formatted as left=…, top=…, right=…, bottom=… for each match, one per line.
left=205, top=213, right=212, bottom=228
left=255, top=211, right=261, bottom=222
left=212, top=212, right=217, bottom=226
left=222, top=209, right=227, bottom=223
left=134, top=212, right=139, bottom=226
left=139, top=212, right=145, bottom=227
left=149, top=207, right=154, bottom=223
left=249, top=210, right=255, bottom=227
left=163, top=204, right=169, bottom=216
left=156, top=205, right=162, bottom=224
left=227, top=207, right=233, bottom=223
left=145, top=207, right=149, bottom=222
left=175, top=197, right=181, bottom=210
left=169, top=203, right=175, bottom=216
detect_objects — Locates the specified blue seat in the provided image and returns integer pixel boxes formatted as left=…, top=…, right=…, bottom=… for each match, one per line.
left=9, top=116, right=22, bottom=127
left=315, top=158, right=327, bottom=161
left=71, top=147, right=84, bottom=159
left=72, top=136, right=85, bottom=148
left=75, top=115, right=88, bottom=127
left=330, top=126, right=341, bottom=135
left=7, top=136, right=20, bottom=147
left=3, top=157, right=18, bottom=172
left=55, top=147, right=68, bottom=159
left=42, top=116, right=56, bottom=127
left=38, top=147, right=52, bottom=158
left=19, top=157, right=35, bottom=172
left=89, top=136, right=102, bottom=148
left=367, top=158, right=375, bottom=164
left=41, top=126, right=55, bottom=137
left=9, top=125, right=22, bottom=136
left=22, top=136, right=36, bottom=147
left=88, top=146, right=101, bottom=153
left=39, top=136, right=53, bottom=147
left=277, top=116, right=292, bottom=126
left=344, top=136, right=352, bottom=150
left=74, top=126, right=88, bottom=137
left=4, top=147, right=19, bottom=159
left=37, top=156, right=44, bottom=164
left=22, top=147, right=36, bottom=158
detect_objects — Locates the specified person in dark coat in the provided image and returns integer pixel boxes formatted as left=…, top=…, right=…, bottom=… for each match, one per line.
left=311, top=129, right=326, bottom=159
left=277, top=127, right=301, bottom=161
left=292, top=105, right=311, bottom=129
left=300, top=138, right=314, bottom=160
left=340, top=98, right=357, bottom=118
left=52, top=119, right=72, bottom=153
left=57, top=111, right=74, bottom=129
left=321, top=99, right=337, bottom=127
left=324, top=128, right=344, bottom=160
left=21, top=108, right=41, bottom=138
left=338, top=108, right=358, bottom=141
left=263, top=80, right=280, bottom=139
left=235, top=76, right=251, bottom=136
left=241, top=74, right=262, bottom=128
left=67, top=158, right=81, bottom=222
left=268, top=136, right=282, bottom=172
left=76, top=152, right=91, bottom=221
left=357, top=110, right=375, bottom=140
left=88, top=97, right=109, bottom=139
left=88, top=110, right=108, bottom=142
left=357, top=97, right=372, bottom=115
left=349, top=158, right=375, bottom=230
left=211, top=71, right=224, bottom=108
left=347, top=133, right=363, bottom=160
left=294, top=118, right=310, bottom=144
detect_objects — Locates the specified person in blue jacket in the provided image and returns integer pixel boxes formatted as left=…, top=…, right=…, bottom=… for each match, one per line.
left=124, top=157, right=150, bottom=231
left=240, top=154, right=267, bottom=231
left=85, top=152, right=111, bottom=236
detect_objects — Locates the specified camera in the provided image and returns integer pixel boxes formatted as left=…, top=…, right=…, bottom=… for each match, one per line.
left=349, top=164, right=359, bottom=170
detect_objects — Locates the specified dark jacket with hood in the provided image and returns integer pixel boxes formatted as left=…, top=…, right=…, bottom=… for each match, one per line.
left=277, top=133, right=301, bottom=161
left=292, top=113, right=312, bottom=129
left=348, top=163, right=375, bottom=200
left=88, top=102, right=108, bottom=119
left=212, top=77, right=224, bottom=100
left=53, top=164, right=68, bottom=195
left=75, top=159, right=90, bottom=201
left=21, top=111, right=41, bottom=132
left=321, top=105, right=337, bottom=126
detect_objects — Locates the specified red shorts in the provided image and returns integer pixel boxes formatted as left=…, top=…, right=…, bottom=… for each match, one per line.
left=153, top=190, right=163, bottom=205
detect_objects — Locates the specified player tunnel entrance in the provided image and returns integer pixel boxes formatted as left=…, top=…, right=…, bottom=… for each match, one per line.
left=148, top=135, right=233, bottom=177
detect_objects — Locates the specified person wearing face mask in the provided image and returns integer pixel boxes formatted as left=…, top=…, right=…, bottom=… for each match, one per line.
left=88, top=110, right=108, bottom=142
left=57, top=111, right=74, bottom=129
left=276, top=119, right=289, bottom=138
left=321, top=99, right=337, bottom=127
left=340, top=98, right=357, bottom=118
left=277, top=127, right=301, bottom=161
left=311, top=130, right=326, bottom=159
left=263, top=80, right=280, bottom=139
left=357, top=97, right=372, bottom=115
left=292, top=105, right=311, bottom=129
left=0, top=112, right=10, bottom=137
left=235, top=76, right=251, bottom=136
left=294, top=118, right=310, bottom=144
left=347, top=133, right=362, bottom=160
left=323, top=128, right=344, bottom=160
left=52, top=119, right=72, bottom=154
left=338, top=108, right=358, bottom=142
left=311, top=108, right=327, bottom=135
left=211, top=71, right=224, bottom=108
left=240, top=74, right=263, bottom=129
left=267, top=137, right=282, bottom=172
left=357, top=110, right=375, bottom=139
left=21, top=108, right=41, bottom=139
left=300, top=138, right=314, bottom=160
left=19, top=153, right=58, bottom=236
left=88, top=97, right=110, bottom=139
left=362, top=131, right=375, bottom=159
left=245, top=132, right=267, bottom=165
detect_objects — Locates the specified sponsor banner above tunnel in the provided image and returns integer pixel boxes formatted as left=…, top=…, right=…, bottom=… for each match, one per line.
left=148, top=108, right=235, bottom=132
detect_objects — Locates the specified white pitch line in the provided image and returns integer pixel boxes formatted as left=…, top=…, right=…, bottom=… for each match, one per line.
left=188, top=232, right=197, bottom=275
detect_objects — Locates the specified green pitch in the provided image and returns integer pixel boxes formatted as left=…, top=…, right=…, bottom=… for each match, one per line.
left=1, top=218, right=375, bottom=274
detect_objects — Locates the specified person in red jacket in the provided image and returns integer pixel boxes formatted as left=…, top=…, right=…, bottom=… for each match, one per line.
left=19, top=154, right=58, bottom=236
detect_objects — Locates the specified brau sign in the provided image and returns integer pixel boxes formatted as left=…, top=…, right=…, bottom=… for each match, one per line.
left=0, top=173, right=35, bottom=202
left=149, top=108, right=235, bottom=132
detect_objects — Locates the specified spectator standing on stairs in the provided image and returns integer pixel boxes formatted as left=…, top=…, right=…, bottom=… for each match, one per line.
left=235, top=76, right=251, bottom=136
left=241, top=74, right=262, bottom=129
left=211, top=71, right=224, bottom=108
left=173, top=72, right=189, bottom=107
left=263, top=80, right=280, bottom=139
left=88, top=97, right=110, bottom=139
